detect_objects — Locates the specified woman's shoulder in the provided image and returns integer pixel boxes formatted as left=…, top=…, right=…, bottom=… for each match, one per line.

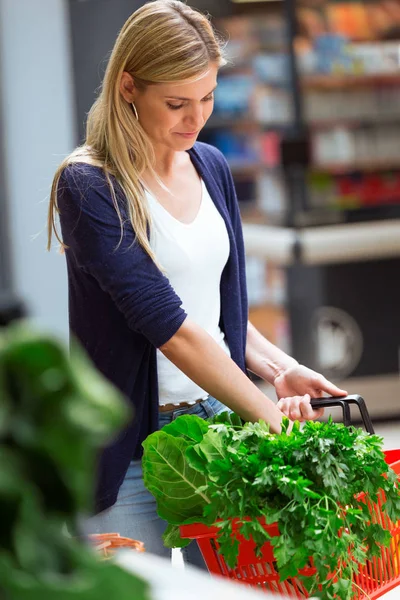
left=60, top=161, right=110, bottom=193
left=191, top=141, right=229, bottom=171
left=57, top=161, right=125, bottom=222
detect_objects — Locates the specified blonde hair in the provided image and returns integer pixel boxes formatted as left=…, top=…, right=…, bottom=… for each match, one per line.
left=47, top=0, right=226, bottom=264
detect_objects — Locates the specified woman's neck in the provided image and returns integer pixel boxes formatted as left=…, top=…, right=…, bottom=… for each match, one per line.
left=152, top=145, right=188, bottom=179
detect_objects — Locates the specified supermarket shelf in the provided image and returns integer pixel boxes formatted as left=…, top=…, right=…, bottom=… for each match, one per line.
left=206, top=117, right=259, bottom=130
left=293, top=205, right=400, bottom=227
left=229, top=163, right=265, bottom=176
left=243, top=224, right=295, bottom=264
left=302, top=73, right=400, bottom=90
left=243, top=219, right=400, bottom=265
left=312, top=160, right=400, bottom=174
left=232, top=0, right=283, bottom=4
left=342, top=204, right=400, bottom=223
left=206, top=117, right=291, bottom=130
left=230, top=160, right=400, bottom=175
left=209, top=116, right=400, bottom=130
left=309, top=116, right=400, bottom=129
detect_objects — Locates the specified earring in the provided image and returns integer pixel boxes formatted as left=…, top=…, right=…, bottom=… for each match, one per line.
left=131, top=102, right=139, bottom=121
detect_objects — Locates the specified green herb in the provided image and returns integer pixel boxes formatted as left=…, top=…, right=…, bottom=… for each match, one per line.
left=143, top=412, right=400, bottom=600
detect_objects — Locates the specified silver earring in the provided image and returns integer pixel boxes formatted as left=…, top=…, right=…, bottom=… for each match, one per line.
left=131, top=102, right=139, bottom=121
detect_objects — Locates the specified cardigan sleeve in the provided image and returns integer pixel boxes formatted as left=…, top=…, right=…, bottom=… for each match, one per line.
left=58, top=164, right=187, bottom=348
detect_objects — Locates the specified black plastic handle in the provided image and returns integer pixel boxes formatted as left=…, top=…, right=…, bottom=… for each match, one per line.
left=310, top=394, right=375, bottom=434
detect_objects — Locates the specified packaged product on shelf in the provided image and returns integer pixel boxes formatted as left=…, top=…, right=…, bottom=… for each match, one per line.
left=213, top=74, right=255, bottom=120
left=257, top=172, right=287, bottom=222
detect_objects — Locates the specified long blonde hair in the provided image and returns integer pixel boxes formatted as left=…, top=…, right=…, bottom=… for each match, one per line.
left=47, top=0, right=226, bottom=261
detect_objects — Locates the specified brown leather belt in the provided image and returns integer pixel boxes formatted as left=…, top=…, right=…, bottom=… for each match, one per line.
left=159, top=397, right=205, bottom=413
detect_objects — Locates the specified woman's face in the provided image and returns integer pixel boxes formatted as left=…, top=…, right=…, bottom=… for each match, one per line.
left=120, top=63, right=218, bottom=151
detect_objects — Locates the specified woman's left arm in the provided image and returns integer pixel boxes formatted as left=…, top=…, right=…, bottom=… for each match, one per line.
left=213, top=146, right=347, bottom=422
left=246, top=320, right=298, bottom=384
left=246, top=320, right=348, bottom=421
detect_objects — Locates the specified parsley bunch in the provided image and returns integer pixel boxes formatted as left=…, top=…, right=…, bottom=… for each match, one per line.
left=143, top=413, right=400, bottom=600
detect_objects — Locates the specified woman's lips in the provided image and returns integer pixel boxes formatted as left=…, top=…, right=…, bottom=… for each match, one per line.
left=176, top=132, right=198, bottom=138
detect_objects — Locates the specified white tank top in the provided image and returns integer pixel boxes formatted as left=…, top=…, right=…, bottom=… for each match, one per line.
left=145, top=179, right=231, bottom=406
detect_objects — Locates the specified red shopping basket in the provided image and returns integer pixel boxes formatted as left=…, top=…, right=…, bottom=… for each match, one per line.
left=180, top=396, right=400, bottom=599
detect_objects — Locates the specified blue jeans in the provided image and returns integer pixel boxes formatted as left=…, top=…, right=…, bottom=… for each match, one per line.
left=82, top=396, right=229, bottom=570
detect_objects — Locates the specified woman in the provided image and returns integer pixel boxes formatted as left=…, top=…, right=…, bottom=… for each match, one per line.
left=48, top=0, right=346, bottom=569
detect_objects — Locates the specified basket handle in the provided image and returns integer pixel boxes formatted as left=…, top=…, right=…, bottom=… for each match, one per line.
left=310, top=394, right=375, bottom=434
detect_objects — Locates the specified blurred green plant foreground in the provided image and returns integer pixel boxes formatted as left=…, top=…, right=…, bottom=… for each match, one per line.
left=0, top=323, right=151, bottom=600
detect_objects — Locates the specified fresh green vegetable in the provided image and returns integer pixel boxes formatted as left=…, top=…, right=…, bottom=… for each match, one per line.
left=143, top=411, right=400, bottom=600
left=0, top=324, right=150, bottom=600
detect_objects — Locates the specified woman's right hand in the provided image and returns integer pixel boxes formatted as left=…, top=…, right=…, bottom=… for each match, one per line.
left=276, top=393, right=324, bottom=423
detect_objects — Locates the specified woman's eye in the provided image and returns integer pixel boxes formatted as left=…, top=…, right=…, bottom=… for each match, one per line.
left=167, top=103, right=184, bottom=110
left=167, top=95, right=213, bottom=110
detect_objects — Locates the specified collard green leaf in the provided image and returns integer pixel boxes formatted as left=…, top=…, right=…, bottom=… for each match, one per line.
left=209, top=411, right=243, bottom=428
left=161, top=414, right=208, bottom=443
left=142, top=431, right=209, bottom=525
left=195, top=429, right=228, bottom=464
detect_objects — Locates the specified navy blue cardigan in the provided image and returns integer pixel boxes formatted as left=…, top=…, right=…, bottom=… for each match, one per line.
left=58, top=142, right=248, bottom=513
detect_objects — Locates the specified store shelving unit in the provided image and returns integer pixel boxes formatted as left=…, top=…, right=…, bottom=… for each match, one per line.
left=203, top=0, right=400, bottom=223
left=302, top=73, right=400, bottom=88
left=198, top=1, right=296, bottom=348
left=199, top=1, right=400, bottom=410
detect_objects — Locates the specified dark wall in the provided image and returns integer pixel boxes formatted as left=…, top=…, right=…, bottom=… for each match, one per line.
left=69, top=0, right=143, bottom=142
left=68, top=0, right=232, bottom=142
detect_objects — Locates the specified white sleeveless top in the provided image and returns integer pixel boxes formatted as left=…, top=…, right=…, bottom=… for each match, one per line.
left=145, top=179, right=231, bottom=406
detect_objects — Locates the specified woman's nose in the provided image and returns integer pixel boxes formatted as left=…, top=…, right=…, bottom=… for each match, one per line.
left=186, top=104, right=205, bottom=130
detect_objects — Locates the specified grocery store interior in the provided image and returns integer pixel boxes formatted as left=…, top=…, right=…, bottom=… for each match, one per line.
left=2, top=0, right=398, bottom=421
left=0, top=0, right=399, bottom=598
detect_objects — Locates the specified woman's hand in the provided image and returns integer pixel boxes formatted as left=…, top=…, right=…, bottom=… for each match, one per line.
left=274, top=364, right=348, bottom=422
left=274, top=364, right=347, bottom=400
left=277, top=393, right=323, bottom=422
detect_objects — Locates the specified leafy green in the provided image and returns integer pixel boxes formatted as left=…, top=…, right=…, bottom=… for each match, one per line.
left=161, top=414, right=209, bottom=443
left=0, top=546, right=150, bottom=600
left=143, top=412, right=400, bottom=600
left=0, top=324, right=150, bottom=600
left=142, top=430, right=210, bottom=525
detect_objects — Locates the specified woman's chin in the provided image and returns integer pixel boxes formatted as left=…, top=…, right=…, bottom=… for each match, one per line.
left=172, top=133, right=198, bottom=149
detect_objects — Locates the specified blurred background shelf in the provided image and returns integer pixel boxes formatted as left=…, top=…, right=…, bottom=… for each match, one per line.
left=200, top=1, right=400, bottom=230
left=197, top=0, right=400, bottom=419
left=312, top=161, right=400, bottom=173
left=302, top=73, right=400, bottom=89
left=309, top=116, right=400, bottom=128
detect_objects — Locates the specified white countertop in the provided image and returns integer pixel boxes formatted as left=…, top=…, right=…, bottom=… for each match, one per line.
left=117, top=551, right=400, bottom=599
left=118, top=551, right=295, bottom=600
